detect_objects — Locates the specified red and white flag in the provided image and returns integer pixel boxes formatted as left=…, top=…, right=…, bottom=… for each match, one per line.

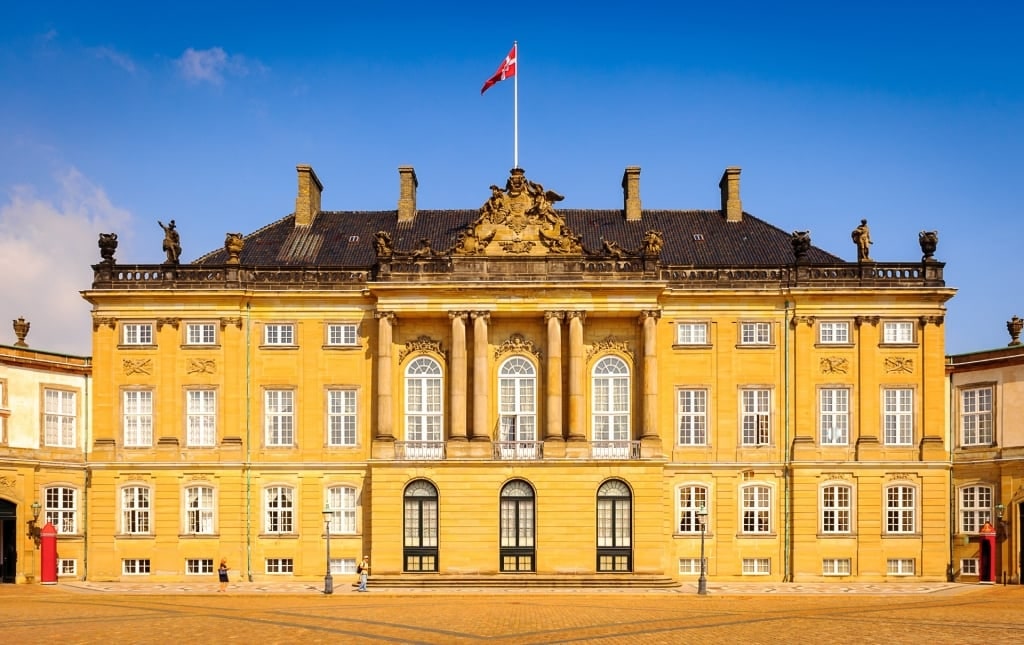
left=480, top=43, right=517, bottom=95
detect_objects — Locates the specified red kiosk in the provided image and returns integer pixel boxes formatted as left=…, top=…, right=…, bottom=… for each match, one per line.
left=39, top=521, right=57, bottom=585
left=979, top=521, right=997, bottom=584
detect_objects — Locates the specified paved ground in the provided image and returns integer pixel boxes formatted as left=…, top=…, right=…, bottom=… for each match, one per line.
left=2, top=581, right=1020, bottom=644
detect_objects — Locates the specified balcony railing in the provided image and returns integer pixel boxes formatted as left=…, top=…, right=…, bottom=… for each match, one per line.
left=493, top=441, right=544, bottom=461
left=395, top=441, right=445, bottom=460
left=591, top=441, right=641, bottom=459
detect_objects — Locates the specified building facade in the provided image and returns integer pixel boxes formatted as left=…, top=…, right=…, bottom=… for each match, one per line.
left=947, top=318, right=1024, bottom=584
left=7, top=165, right=956, bottom=584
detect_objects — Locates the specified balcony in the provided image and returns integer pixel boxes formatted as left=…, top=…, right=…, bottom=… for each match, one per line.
left=493, top=441, right=544, bottom=461
left=591, top=441, right=641, bottom=459
left=395, top=441, right=445, bottom=460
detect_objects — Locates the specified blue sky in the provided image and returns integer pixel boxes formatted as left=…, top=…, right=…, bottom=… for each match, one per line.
left=1, top=1, right=1021, bottom=355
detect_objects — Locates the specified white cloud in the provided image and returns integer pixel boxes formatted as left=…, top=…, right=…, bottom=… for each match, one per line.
left=0, top=169, right=133, bottom=356
left=92, top=46, right=137, bottom=74
left=175, top=47, right=260, bottom=85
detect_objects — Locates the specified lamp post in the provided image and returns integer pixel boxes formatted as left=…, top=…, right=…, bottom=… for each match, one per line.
left=696, top=504, right=708, bottom=595
left=322, top=506, right=333, bottom=595
left=27, top=500, right=42, bottom=548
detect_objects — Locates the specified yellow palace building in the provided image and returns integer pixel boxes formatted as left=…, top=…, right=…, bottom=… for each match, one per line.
left=39, top=164, right=958, bottom=584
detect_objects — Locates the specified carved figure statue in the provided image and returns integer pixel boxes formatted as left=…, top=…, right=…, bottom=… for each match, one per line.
left=454, top=225, right=495, bottom=255
left=374, top=231, right=394, bottom=258
left=411, top=238, right=434, bottom=257
left=224, top=232, right=244, bottom=265
left=851, top=219, right=872, bottom=262
left=918, top=230, right=938, bottom=262
left=481, top=185, right=510, bottom=224
left=159, top=220, right=181, bottom=264
left=641, top=230, right=664, bottom=257
left=601, top=238, right=627, bottom=259
left=791, top=230, right=811, bottom=260
left=98, top=233, right=118, bottom=264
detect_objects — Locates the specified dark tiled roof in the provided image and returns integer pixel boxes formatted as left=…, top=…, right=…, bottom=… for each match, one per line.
left=194, top=209, right=842, bottom=267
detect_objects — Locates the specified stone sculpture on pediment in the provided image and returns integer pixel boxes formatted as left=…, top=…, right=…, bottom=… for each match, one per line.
left=374, top=231, right=394, bottom=259
left=98, top=233, right=118, bottom=264
left=641, top=230, right=664, bottom=258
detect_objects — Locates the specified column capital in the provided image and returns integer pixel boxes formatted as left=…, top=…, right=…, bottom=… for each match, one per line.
left=544, top=310, right=565, bottom=322
left=374, top=310, right=396, bottom=321
left=918, top=315, right=944, bottom=327
left=639, top=310, right=661, bottom=322
left=470, top=311, right=491, bottom=321
left=448, top=311, right=469, bottom=321
left=854, top=315, right=880, bottom=327
left=566, top=311, right=587, bottom=322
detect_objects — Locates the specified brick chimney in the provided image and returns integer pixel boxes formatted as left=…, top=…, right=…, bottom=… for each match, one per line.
left=397, top=166, right=418, bottom=223
left=294, top=164, right=323, bottom=227
left=622, top=166, right=642, bottom=221
left=719, top=166, right=742, bottom=223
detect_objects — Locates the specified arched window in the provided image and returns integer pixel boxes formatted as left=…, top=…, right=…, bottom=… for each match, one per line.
left=498, top=357, right=537, bottom=442
left=264, top=486, right=294, bottom=534
left=44, top=486, right=78, bottom=534
left=596, top=479, right=632, bottom=572
left=327, top=485, right=358, bottom=534
left=403, top=480, right=438, bottom=572
left=741, top=484, right=772, bottom=534
left=405, top=357, right=443, bottom=450
left=500, top=480, right=535, bottom=572
left=677, top=485, right=708, bottom=534
left=184, top=485, right=214, bottom=535
left=592, top=356, right=631, bottom=458
left=885, top=484, right=916, bottom=534
left=959, top=485, right=993, bottom=533
left=821, top=484, right=851, bottom=534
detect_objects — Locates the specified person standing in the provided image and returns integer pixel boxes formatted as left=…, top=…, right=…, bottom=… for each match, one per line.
left=357, top=556, right=369, bottom=592
left=218, top=559, right=229, bottom=592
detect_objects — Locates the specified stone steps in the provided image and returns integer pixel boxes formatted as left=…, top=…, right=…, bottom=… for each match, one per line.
left=357, top=574, right=680, bottom=589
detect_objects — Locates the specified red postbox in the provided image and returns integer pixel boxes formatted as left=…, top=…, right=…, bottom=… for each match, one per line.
left=39, top=521, right=57, bottom=585
left=979, top=521, right=997, bottom=584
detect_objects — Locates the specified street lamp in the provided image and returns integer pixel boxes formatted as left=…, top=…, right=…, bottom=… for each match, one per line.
left=26, top=500, right=42, bottom=548
left=696, top=504, right=708, bottom=595
left=322, top=506, right=334, bottom=595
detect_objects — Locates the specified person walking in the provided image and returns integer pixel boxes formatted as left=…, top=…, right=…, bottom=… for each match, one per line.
left=357, top=556, right=369, bottom=592
left=218, top=559, right=229, bottom=592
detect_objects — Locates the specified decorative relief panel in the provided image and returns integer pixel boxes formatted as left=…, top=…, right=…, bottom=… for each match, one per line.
left=586, top=336, right=633, bottom=362
left=0, top=475, right=15, bottom=491
left=123, top=359, right=152, bottom=376
left=820, top=356, right=849, bottom=374
left=884, top=356, right=914, bottom=374
left=820, top=473, right=851, bottom=481
left=887, top=472, right=916, bottom=481
left=494, top=333, right=542, bottom=359
left=187, top=359, right=216, bottom=375
left=398, top=335, right=445, bottom=363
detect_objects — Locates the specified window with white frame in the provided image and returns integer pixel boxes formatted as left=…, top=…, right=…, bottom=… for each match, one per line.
left=741, top=484, right=771, bottom=534
left=44, top=486, right=77, bottom=534
left=327, top=323, right=358, bottom=346
left=332, top=558, right=357, bottom=575
left=818, top=321, right=850, bottom=344
left=959, top=485, right=992, bottom=533
left=264, top=323, right=295, bottom=346
left=677, top=485, right=708, bottom=533
left=740, top=322, right=771, bottom=345
left=961, top=386, right=993, bottom=446
left=961, top=559, right=978, bottom=575
left=821, top=484, right=851, bottom=534
left=121, top=486, right=151, bottom=535
left=58, top=559, right=77, bottom=576
left=819, top=388, right=849, bottom=445
left=883, top=389, right=913, bottom=445
left=44, top=388, right=76, bottom=447
left=122, top=322, right=153, bottom=345
left=677, top=389, right=707, bottom=445
left=265, top=390, right=294, bottom=446
left=742, top=558, right=770, bottom=575
left=122, top=559, right=150, bottom=575
left=882, top=321, right=914, bottom=344
left=592, top=356, right=631, bottom=443
left=186, top=559, right=214, bottom=575
left=264, top=486, right=294, bottom=534
left=886, top=485, right=915, bottom=534
left=678, top=558, right=703, bottom=575
left=123, top=390, right=153, bottom=447
left=405, top=357, right=443, bottom=443
left=498, top=357, right=537, bottom=443
left=886, top=558, right=915, bottom=576
left=327, top=389, right=357, bottom=446
left=741, top=389, right=770, bottom=446
left=186, top=390, right=216, bottom=446
left=185, top=485, right=215, bottom=535
left=822, top=558, right=851, bottom=576
left=266, top=558, right=293, bottom=574
left=327, top=485, right=358, bottom=534
left=186, top=322, right=216, bottom=345
left=676, top=322, right=708, bottom=345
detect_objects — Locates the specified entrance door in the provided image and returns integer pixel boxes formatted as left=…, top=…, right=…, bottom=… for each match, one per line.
left=0, top=499, right=16, bottom=583
left=980, top=538, right=993, bottom=583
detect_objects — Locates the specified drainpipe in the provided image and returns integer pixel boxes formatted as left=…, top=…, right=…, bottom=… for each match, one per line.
left=783, top=300, right=793, bottom=582
left=245, top=300, right=253, bottom=582
left=83, top=369, right=90, bottom=581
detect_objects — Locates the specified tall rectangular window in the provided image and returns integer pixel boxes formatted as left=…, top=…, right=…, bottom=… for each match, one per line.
left=961, top=387, right=993, bottom=446
left=676, top=322, right=708, bottom=345
left=741, top=389, right=770, bottom=446
left=187, top=390, right=216, bottom=446
left=265, top=486, right=294, bottom=534
left=265, top=390, right=294, bottom=446
left=44, top=486, right=78, bottom=534
left=327, top=389, right=357, bottom=446
left=44, top=389, right=76, bottom=447
left=122, top=323, right=153, bottom=345
left=819, top=322, right=850, bottom=344
left=264, top=324, right=294, bottom=346
left=327, top=485, right=358, bottom=534
left=959, top=485, right=992, bottom=533
left=327, top=323, right=358, bottom=346
left=186, top=323, right=216, bottom=345
left=883, top=389, right=913, bottom=445
left=122, top=486, right=151, bottom=535
left=677, top=389, right=707, bottom=445
left=123, top=390, right=153, bottom=447
left=819, top=388, right=849, bottom=445
left=886, top=485, right=915, bottom=534
left=185, top=485, right=215, bottom=534
left=742, top=485, right=771, bottom=534
left=677, top=485, right=708, bottom=533
left=740, top=322, right=771, bottom=345
left=882, top=321, right=914, bottom=344
left=821, top=485, right=851, bottom=534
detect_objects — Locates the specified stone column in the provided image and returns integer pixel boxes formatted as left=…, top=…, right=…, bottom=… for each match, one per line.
left=471, top=311, right=491, bottom=441
left=640, top=310, right=661, bottom=439
left=567, top=311, right=586, bottom=441
left=375, top=311, right=395, bottom=440
left=449, top=311, right=469, bottom=441
left=545, top=311, right=564, bottom=441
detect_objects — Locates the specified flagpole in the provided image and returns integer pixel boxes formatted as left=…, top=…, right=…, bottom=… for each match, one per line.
left=513, top=41, right=519, bottom=169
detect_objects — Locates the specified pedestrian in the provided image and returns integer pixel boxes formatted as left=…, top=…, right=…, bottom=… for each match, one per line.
left=357, top=555, right=369, bottom=592
left=218, top=558, right=229, bottom=592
